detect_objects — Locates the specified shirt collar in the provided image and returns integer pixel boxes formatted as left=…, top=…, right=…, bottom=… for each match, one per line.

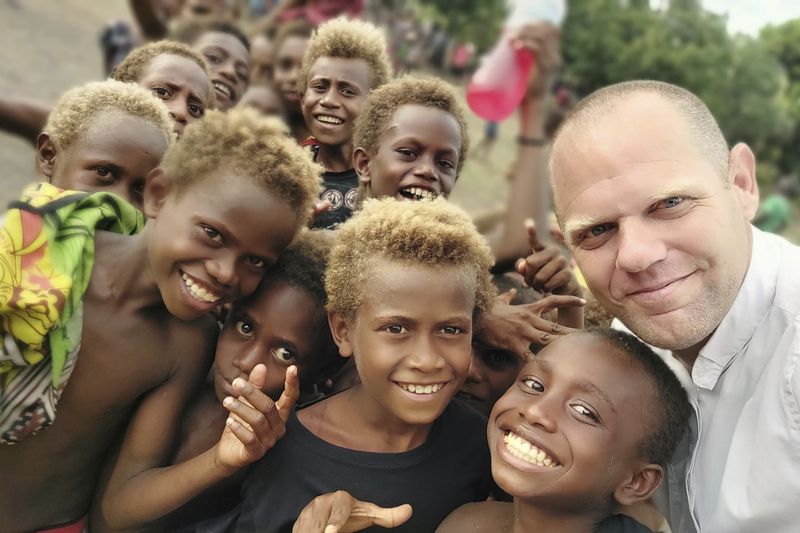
left=692, top=227, right=778, bottom=389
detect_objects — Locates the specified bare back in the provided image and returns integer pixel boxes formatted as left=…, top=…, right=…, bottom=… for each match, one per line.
left=0, top=232, right=216, bottom=531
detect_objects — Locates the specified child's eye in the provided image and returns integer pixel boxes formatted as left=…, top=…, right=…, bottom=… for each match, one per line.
left=571, top=403, right=600, bottom=422
left=396, top=148, right=416, bottom=158
left=385, top=324, right=407, bottom=334
left=245, top=256, right=266, bottom=269
left=94, top=167, right=114, bottom=182
left=272, top=346, right=296, bottom=364
left=151, top=87, right=170, bottom=99
left=440, top=325, right=463, bottom=335
left=522, top=377, right=544, bottom=393
left=341, top=87, right=357, bottom=97
left=188, top=103, right=205, bottom=118
left=235, top=320, right=254, bottom=337
left=205, top=53, right=221, bottom=64
left=437, top=159, right=455, bottom=171
left=202, top=225, right=223, bottom=244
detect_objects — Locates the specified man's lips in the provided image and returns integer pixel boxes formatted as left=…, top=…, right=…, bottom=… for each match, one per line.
left=625, top=272, right=695, bottom=300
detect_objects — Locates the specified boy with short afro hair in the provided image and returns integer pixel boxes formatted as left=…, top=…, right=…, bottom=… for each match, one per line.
left=437, top=328, right=691, bottom=533
left=237, top=197, right=495, bottom=533
left=300, top=17, right=393, bottom=229
left=113, top=40, right=211, bottom=91
left=36, top=79, right=174, bottom=210
left=0, top=107, right=321, bottom=532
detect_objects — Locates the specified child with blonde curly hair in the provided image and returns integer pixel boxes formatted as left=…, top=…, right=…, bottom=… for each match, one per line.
left=236, top=197, right=495, bottom=533
left=0, top=107, right=321, bottom=532
left=32, top=79, right=175, bottom=210
left=298, top=17, right=392, bottom=229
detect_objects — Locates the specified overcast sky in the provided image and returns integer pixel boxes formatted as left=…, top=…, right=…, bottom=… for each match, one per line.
left=700, top=0, right=800, bottom=35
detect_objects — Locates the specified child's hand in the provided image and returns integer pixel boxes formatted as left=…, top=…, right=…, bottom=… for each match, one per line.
left=292, top=490, right=413, bottom=533
left=216, top=364, right=299, bottom=470
left=516, top=220, right=581, bottom=297
left=476, top=289, right=585, bottom=358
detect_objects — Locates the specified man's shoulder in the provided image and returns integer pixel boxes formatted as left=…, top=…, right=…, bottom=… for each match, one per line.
left=766, top=231, right=800, bottom=317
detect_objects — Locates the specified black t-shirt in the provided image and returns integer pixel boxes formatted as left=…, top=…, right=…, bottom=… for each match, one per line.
left=594, top=514, right=653, bottom=532
left=235, top=400, right=492, bottom=533
left=310, top=167, right=359, bottom=229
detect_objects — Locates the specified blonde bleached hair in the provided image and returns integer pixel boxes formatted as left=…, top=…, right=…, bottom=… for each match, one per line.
left=44, top=80, right=175, bottom=152
left=298, top=17, right=392, bottom=92
left=160, top=107, right=322, bottom=225
left=112, top=41, right=214, bottom=109
left=352, top=75, right=470, bottom=174
left=326, top=197, right=495, bottom=323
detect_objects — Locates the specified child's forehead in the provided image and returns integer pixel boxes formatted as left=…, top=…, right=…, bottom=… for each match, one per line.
left=309, top=56, right=371, bottom=85
left=78, top=112, right=167, bottom=151
left=525, top=334, right=623, bottom=376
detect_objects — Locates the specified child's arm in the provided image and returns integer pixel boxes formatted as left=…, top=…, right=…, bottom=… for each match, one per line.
left=0, top=95, right=50, bottom=144
left=292, top=490, right=412, bottom=533
left=100, top=363, right=299, bottom=530
left=483, top=23, right=561, bottom=265
left=515, top=220, right=583, bottom=329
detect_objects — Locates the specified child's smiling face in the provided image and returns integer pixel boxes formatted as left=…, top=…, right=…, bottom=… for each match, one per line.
left=301, top=57, right=371, bottom=147
left=144, top=172, right=299, bottom=320
left=193, top=31, right=250, bottom=110
left=214, top=279, right=329, bottom=402
left=354, top=104, right=461, bottom=202
left=273, top=36, right=310, bottom=113
left=330, top=259, right=475, bottom=429
left=488, top=332, right=657, bottom=512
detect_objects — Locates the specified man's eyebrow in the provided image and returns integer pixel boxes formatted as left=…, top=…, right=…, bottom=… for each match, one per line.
left=563, top=216, right=604, bottom=244
left=575, top=378, right=617, bottom=414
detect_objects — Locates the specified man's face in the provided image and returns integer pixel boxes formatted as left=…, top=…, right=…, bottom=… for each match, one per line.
left=552, top=94, right=756, bottom=352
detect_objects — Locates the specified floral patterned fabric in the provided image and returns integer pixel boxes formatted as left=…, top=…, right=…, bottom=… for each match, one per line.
left=0, top=183, right=143, bottom=444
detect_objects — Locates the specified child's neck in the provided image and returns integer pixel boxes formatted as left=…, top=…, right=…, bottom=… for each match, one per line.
left=304, top=384, right=435, bottom=453
left=513, top=497, right=605, bottom=533
left=316, top=141, right=354, bottom=174
left=91, top=225, right=163, bottom=311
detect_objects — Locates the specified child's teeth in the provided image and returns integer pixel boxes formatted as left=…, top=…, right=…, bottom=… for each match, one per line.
left=503, top=431, right=559, bottom=468
left=181, top=273, right=221, bottom=303
left=400, top=383, right=444, bottom=395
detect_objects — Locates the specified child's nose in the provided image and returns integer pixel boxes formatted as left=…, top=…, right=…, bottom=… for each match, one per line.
left=521, top=396, right=558, bottom=433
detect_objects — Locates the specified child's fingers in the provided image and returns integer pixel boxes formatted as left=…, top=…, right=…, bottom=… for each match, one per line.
left=225, top=415, right=258, bottom=448
left=246, top=363, right=268, bottom=391
left=525, top=218, right=546, bottom=252
left=533, top=294, right=587, bottom=315
left=276, top=365, right=300, bottom=418
left=344, top=502, right=413, bottom=531
left=531, top=255, right=570, bottom=291
left=495, top=288, right=517, bottom=306
left=230, top=379, right=285, bottom=434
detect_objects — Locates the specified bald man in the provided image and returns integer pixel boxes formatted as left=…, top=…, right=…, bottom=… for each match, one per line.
left=548, top=80, right=800, bottom=532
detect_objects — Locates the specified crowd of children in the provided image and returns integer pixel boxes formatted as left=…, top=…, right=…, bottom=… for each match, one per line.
left=1, top=3, right=693, bottom=533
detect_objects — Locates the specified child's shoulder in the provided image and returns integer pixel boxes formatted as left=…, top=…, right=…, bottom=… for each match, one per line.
left=436, top=501, right=512, bottom=533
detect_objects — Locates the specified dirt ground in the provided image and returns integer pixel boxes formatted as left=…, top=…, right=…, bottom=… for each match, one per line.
left=0, top=0, right=129, bottom=207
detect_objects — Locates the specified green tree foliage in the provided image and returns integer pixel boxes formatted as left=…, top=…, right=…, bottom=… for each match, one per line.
left=412, top=0, right=507, bottom=52
left=561, top=0, right=793, bottom=183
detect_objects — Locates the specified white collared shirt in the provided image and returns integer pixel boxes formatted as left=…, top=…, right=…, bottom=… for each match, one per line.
left=617, top=227, right=800, bottom=532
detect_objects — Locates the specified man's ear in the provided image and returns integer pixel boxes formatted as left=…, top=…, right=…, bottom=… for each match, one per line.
left=328, top=311, right=354, bottom=358
left=613, top=463, right=662, bottom=507
left=36, top=133, right=57, bottom=180
left=353, top=147, right=372, bottom=187
left=143, top=167, right=170, bottom=219
left=728, top=143, right=759, bottom=221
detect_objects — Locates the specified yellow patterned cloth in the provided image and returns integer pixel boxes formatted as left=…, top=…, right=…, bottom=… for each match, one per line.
left=0, top=183, right=143, bottom=444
